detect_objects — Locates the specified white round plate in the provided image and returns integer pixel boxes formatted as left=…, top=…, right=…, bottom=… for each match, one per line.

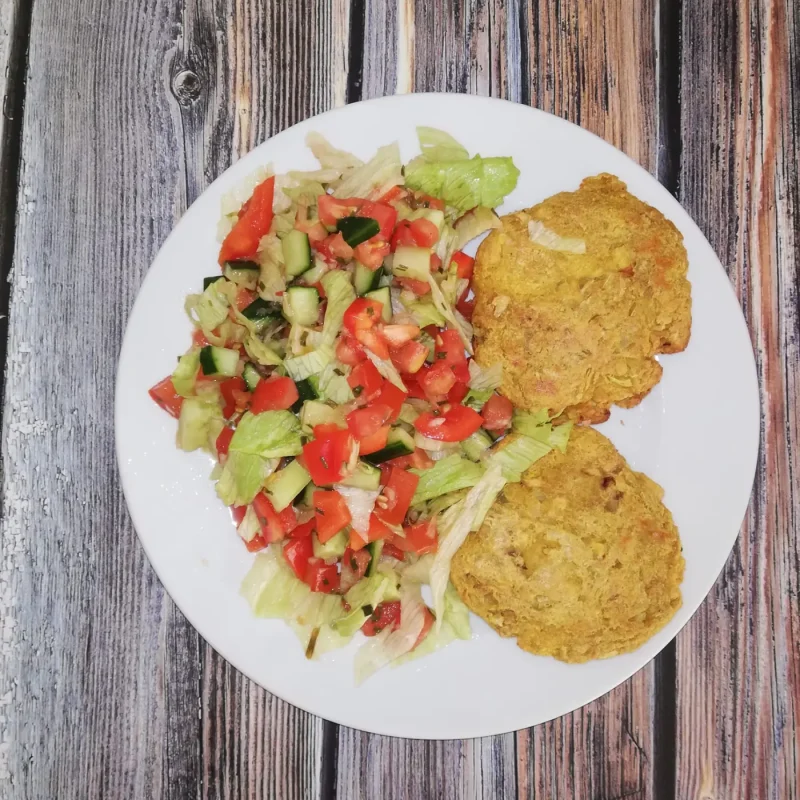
left=116, top=94, right=759, bottom=739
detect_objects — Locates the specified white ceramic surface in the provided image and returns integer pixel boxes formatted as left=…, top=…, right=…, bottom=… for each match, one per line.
left=115, top=94, right=760, bottom=739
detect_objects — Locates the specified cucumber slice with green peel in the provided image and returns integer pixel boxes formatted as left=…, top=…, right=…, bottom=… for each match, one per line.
left=354, top=263, right=383, bottom=295
left=263, top=459, right=312, bottom=511
left=299, top=257, right=328, bottom=285
left=302, top=482, right=321, bottom=507
left=224, top=265, right=259, bottom=289
left=199, top=345, right=239, bottom=377
left=300, top=400, right=346, bottom=431
left=203, top=275, right=225, bottom=290
left=241, top=297, right=283, bottom=328
left=362, top=427, right=415, bottom=465
left=242, top=363, right=262, bottom=392
left=337, top=460, right=382, bottom=491
left=282, top=230, right=312, bottom=277
left=366, top=540, right=384, bottom=576
left=223, top=259, right=260, bottom=272
left=336, top=216, right=380, bottom=247
left=284, top=286, right=320, bottom=326
left=392, top=246, right=432, bottom=281
left=312, top=530, right=348, bottom=560
left=364, top=287, right=392, bottom=322
left=292, top=377, right=319, bottom=413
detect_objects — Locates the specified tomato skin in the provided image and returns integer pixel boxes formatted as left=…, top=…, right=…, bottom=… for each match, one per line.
left=362, top=601, right=401, bottom=636
left=245, top=534, right=268, bottom=552
left=357, top=424, right=390, bottom=455
left=294, top=205, right=328, bottom=242
left=253, top=492, right=286, bottom=542
left=408, top=218, right=439, bottom=248
left=303, top=428, right=357, bottom=486
left=390, top=221, right=417, bottom=251
left=235, top=288, right=257, bottom=311
left=414, top=607, right=435, bottom=648
left=394, top=518, right=438, bottom=555
left=231, top=505, right=247, bottom=526
left=283, top=537, right=314, bottom=580
left=216, top=426, right=234, bottom=457
left=346, top=404, right=393, bottom=440
left=148, top=377, right=184, bottom=418
left=354, top=238, right=391, bottom=269
left=192, top=329, right=211, bottom=347
left=372, top=381, right=407, bottom=422
left=355, top=328, right=390, bottom=360
left=305, top=560, right=340, bottom=593
left=317, top=195, right=362, bottom=227
left=413, top=193, right=445, bottom=211
left=290, top=518, right=316, bottom=539
left=278, top=504, right=298, bottom=534
left=450, top=251, right=475, bottom=280
left=336, top=335, right=367, bottom=366
left=447, top=381, right=469, bottom=404
left=316, top=232, right=354, bottom=262
left=434, top=329, right=467, bottom=368
left=414, top=405, right=484, bottom=442
left=349, top=513, right=391, bottom=551
left=378, top=185, right=406, bottom=204
left=481, top=393, right=514, bottom=431
left=250, top=376, right=299, bottom=413
left=347, top=360, right=384, bottom=401
left=343, top=298, right=384, bottom=335
left=419, top=360, right=457, bottom=399
left=381, top=542, right=406, bottom=561
left=379, top=324, right=420, bottom=348
left=313, top=490, right=353, bottom=542
left=220, top=376, right=248, bottom=417
left=388, top=447, right=435, bottom=470
left=456, top=293, right=475, bottom=320
left=375, top=467, right=419, bottom=525
left=219, top=176, right=275, bottom=264
left=357, top=201, right=397, bottom=239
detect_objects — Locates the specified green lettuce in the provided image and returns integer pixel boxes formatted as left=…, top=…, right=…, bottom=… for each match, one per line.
left=171, top=348, right=201, bottom=397
left=320, top=270, right=356, bottom=346
left=416, top=126, right=469, bottom=162
left=283, top=344, right=334, bottom=381
left=333, top=142, right=402, bottom=200
left=229, top=410, right=303, bottom=459
left=176, top=393, right=223, bottom=452
left=489, top=434, right=552, bottom=483
left=244, top=335, right=283, bottom=367
left=411, top=454, right=484, bottom=504
left=216, top=451, right=277, bottom=506
left=512, top=411, right=573, bottom=454
left=188, top=279, right=230, bottom=331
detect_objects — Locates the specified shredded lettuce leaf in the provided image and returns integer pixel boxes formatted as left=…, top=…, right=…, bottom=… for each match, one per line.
left=320, top=270, right=356, bottom=347
left=405, top=155, right=520, bottom=212
left=528, top=219, right=586, bottom=253
left=364, top=349, right=407, bottom=392
left=334, top=142, right=403, bottom=200
left=237, top=504, right=261, bottom=543
left=176, top=392, right=223, bottom=452
left=171, top=348, right=201, bottom=397
left=334, top=485, right=379, bottom=535
left=284, top=344, right=334, bottom=382
left=468, top=361, right=502, bottom=391
left=426, top=275, right=472, bottom=353
left=306, top=132, right=363, bottom=177
left=411, top=454, right=484, bottom=503
left=488, top=434, right=552, bottom=482
left=229, top=410, right=303, bottom=459
left=417, top=126, right=469, bottom=161
left=216, top=451, right=278, bottom=506
left=512, top=411, right=573, bottom=454
left=453, top=206, right=502, bottom=251
left=186, top=280, right=230, bottom=331
left=314, top=362, right=354, bottom=404
left=244, top=335, right=283, bottom=367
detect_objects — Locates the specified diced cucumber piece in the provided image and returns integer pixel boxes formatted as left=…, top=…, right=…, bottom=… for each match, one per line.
left=300, top=257, right=328, bottom=285
left=282, top=230, right=312, bottom=277
left=199, top=345, right=239, bottom=377
left=284, top=286, right=320, bottom=326
left=392, top=246, right=431, bottom=281
left=300, top=400, right=346, bottom=431
left=364, top=287, right=392, bottom=322
left=336, top=216, right=380, bottom=247
left=338, top=460, right=382, bottom=491
left=263, top=459, right=312, bottom=512
left=223, top=259, right=260, bottom=272
left=366, top=540, right=384, bottom=576
left=242, top=363, right=262, bottom=392
left=302, top=482, right=320, bottom=507
left=461, top=429, right=493, bottom=461
left=241, top=297, right=283, bottom=329
left=224, top=260, right=260, bottom=289
left=362, top=427, right=415, bottom=465
left=292, top=377, right=319, bottom=413
left=313, top=530, right=348, bottom=560
left=203, top=275, right=224, bottom=290
left=354, top=263, right=383, bottom=295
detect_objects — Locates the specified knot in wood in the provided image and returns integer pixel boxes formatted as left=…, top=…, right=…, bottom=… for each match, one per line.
left=172, top=69, right=202, bottom=105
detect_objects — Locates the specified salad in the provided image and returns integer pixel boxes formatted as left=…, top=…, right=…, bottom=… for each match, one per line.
left=148, top=127, right=571, bottom=682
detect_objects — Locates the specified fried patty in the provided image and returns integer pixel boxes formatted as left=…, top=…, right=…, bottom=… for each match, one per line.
left=472, top=174, right=692, bottom=423
left=450, top=427, right=684, bottom=662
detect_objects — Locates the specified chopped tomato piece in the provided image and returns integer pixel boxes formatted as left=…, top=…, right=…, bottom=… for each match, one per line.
left=390, top=220, right=416, bottom=251
left=408, top=218, right=439, bottom=248
left=347, top=360, right=384, bottom=401
left=294, top=204, right=327, bottom=242
left=353, top=238, right=391, bottom=269
left=357, top=201, right=397, bottom=239
left=349, top=513, right=391, bottom=551
left=372, top=381, right=407, bottom=422
left=283, top=537, right=314, bottom=580
left=148, top=376, right=184, bottom=418
left=250, top=376, right=299, bottom=413
left=336, top=335, right=366, bottom=366
left=219, top=176, right=275, bottom=264
left=481, top=393, right=514, bottom=432
left=231, top=505, right=247, bottom=526
left=381, top=542, right=405, bottom=561
left=419, top=360, right=457, bottom=399
left=395, top=518, right=438, bottom=555
left=434, top=329, right=467, bottom=368
left=375, top=467, right=419, bottom=526
left=378, top=185, right=406, bottom=204
left=358, top=425, right=390, bottom=455
left=313, top=490, right=352, bottom=542
left=447, top=381, right=469, bottom=404
left=346, top=404, right=392, bottom=440
left=192, top=329, right=211, bottom=347
left=414, top=405, right=484, bottom=442
left=362, top=601, right=402, bottom=636
left=278, top=504, right=298, bottom=534
left=305, top=559, right=340, bottom=593
left=388, top=447, right=435, bottom=470
left=245, top=534, right=268, bottom=552
left=429, top=253, right=442, bottom=271
left=456, top=292, right=475, bottom=320
left=414, top=607, right=435, bottom=648
left=317, top=195, right=362, bottom=227
left=220, top=376, right=248, bottom=417
left=216, top=426, right=234, bottom=457
left=340, top=547, right=371, bottom=590
left=413, top=193, right=445, bottom=211
left=402, top=371, right=428, bottom=399
left=235, top=288, right=257, bottom=311
left=379, top=324, right=421, bottom=348
left=355, top=328, right=390, bottom=359
left=303, top=428, right=358, bottom=486
left=343, top=297, right=384, bottom=335
left=289, top=518, right=316, bottom=539
left=253, top=492, right=285, bottom=542
left=395, top=277, right=430, bottom=295
left=450, top=251, right=475, bottom=280
left=316, top=232, right=353, bottom=261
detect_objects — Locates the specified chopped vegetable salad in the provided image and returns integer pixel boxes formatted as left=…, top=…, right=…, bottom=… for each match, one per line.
left=148, top=127, right=571, bottom=682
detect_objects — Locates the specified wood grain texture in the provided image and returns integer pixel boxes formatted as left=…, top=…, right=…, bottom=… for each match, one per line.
left=675, top=0, right=800, bottom=798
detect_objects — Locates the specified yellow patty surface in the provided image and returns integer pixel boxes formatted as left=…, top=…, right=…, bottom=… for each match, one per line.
left=472, top=174, right=692, bottom=423
left=450, top=427, right=684, bottom=662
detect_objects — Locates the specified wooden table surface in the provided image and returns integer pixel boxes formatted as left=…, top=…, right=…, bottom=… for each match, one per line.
left=0, top=1, right=797, bottom=798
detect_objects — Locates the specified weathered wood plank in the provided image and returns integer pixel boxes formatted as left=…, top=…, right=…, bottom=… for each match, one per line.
left=675, top=1, right=800, bottom=798
left=514, top=2, right=661, bottom=797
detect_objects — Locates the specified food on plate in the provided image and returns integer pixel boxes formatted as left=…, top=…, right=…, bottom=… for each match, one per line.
left=472, top=174, right=692, bottom=423
left=450, top=426, right=684, bottom=662
left=149, top=126, right=580, bottom=682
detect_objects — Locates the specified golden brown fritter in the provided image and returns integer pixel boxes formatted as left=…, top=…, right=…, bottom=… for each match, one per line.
left=450, top=427, right=684, bottom=663
left=472, top=174, right=692, bottom=423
